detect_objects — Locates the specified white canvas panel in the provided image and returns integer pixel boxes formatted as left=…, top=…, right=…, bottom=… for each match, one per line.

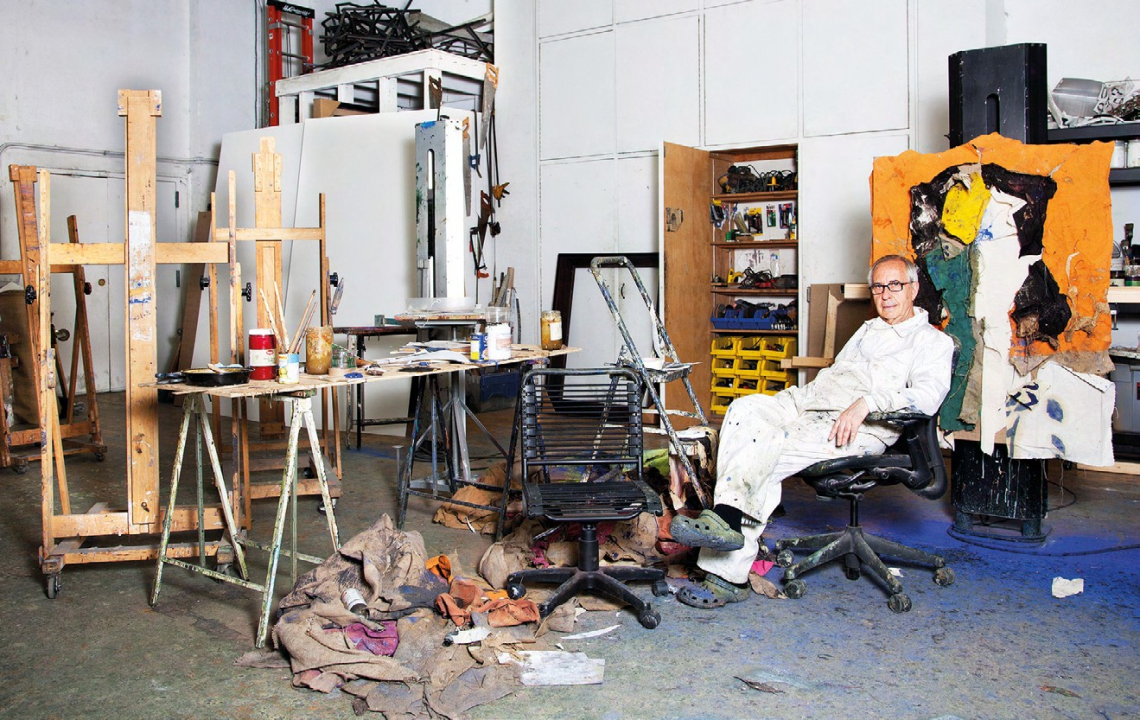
left=616, top=16, right=700, bottom=153
left=540, top=159, right=617, bottom=368
left=537, top=0, right=613, bottom=37
left=614, top=0, right=698, bottom=23
left=290, top=110, right=474, bottom=432
left=540, top=32, right=616, bottom=159
left=798, top=133, right=910, bottom=285
left=704, top=0, right=799, bottom=146
left=803, top=0, right=909, bottom=137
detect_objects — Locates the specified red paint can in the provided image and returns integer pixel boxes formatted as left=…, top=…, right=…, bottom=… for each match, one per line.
left=249, top=329, right=277, bottom=380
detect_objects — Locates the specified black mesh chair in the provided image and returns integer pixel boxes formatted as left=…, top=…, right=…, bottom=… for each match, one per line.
left=505, top=368, right=668, bottom=629
left=774, top=412, right=955, bottom=613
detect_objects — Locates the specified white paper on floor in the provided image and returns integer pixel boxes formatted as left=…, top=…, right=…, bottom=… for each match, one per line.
left=1052, top=577, right=1085, bottom=598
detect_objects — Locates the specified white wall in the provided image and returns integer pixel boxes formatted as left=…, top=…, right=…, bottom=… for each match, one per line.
left=0, top=0, right=257, bottom=390
left=494, top=0, right=1140, bottom=358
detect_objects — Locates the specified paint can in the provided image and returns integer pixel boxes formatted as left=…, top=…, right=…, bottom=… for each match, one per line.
left=470, top=333, right=487, bottom=361
left=1128, top=141, right=1140, bottom=168
left=277, top=352, right=300, bottom=384
left=248, top=329, right=277, bottom=380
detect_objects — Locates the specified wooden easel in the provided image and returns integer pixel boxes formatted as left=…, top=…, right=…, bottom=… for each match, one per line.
left=29, top=90, right=237, bottom=596
left=0, top=173, right=106, bottom=474
left=210, top=138, right=342, bottom=515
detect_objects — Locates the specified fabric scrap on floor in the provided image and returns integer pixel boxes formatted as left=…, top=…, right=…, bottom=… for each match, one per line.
left=432, top=461, right=523, bottom=535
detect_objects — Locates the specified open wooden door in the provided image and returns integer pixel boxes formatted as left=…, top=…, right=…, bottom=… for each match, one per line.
left=661, top=142, right=713, bottom=420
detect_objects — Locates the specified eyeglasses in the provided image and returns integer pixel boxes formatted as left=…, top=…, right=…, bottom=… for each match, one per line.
left=869, top=280, right=913, bottom=295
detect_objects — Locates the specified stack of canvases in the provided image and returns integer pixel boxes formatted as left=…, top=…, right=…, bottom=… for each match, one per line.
left=870, top=133, right=1115, bottom=466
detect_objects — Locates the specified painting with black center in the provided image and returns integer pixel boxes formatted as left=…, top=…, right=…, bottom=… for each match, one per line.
left=869, top=133, right=1116, bottom=466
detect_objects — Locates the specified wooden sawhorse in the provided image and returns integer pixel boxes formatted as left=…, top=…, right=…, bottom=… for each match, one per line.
left=150, top=387, right=341, bottom=648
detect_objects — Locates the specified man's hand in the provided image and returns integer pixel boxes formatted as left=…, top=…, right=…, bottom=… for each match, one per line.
left=829, top=398, right=870, bottom=447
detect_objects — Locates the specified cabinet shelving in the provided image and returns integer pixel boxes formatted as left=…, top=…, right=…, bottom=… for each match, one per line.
left=662, top=142, right=801, bottom=418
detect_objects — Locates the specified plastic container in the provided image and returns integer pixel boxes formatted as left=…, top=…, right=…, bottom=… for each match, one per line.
left=484, top=306, right=512, bottom=361
left=305, top=325, right=333, bottom=375
left=540, top=310, right=563, bottom=350
left=248, top=329, right=277, bottom=380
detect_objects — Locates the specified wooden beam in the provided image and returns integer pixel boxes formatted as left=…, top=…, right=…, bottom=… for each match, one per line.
left=53, top=506, right=225, bottom=538
left=119, top=89, right=162, bottom=530
left=212, top=227, right=324, bottom=242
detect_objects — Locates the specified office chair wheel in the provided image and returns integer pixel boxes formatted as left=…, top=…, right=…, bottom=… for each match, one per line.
left=506, top=582, right=527, bottom=600
left=785, top=579, right=806, bottom=599
left=638, top=606, right=661, bottom=629
left=933, top=567, right=955, bottom=586
left=775, top=549, right=795, bottom=568
left=651, top=579, right=670, bottom=597
left=844, top=566, right=861, bottom=581
left=887, top=593, right=912, bottom=613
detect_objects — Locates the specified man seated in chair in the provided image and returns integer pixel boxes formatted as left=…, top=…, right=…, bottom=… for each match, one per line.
left=671, top=254, right=954, bottom=608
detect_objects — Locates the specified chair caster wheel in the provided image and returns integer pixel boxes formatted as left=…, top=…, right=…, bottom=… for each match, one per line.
left=318, top=499, right=337, bottom=515
left=638, top=607, right=661, bottom=629
left=785, top=579, right=806, bottom=599
left=45, top=574, right=61, bottom=599
left=13, top=460, right=28, bottom=475
left=506, top=582, right=526, bottom=600
left=888, top=593, right=912, bottom=613
left=94, top=451, right=106, bottom=462
left=775, top=549, right=795, bottom=568
left=844, top=566, right=861, bottom=581
left=651, top=579, right=669, bottom=597
left=933, top=567, right=955, bottom=587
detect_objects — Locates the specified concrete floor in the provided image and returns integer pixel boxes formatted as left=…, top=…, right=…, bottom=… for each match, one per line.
left=0, top=391, right=1138, bottom=720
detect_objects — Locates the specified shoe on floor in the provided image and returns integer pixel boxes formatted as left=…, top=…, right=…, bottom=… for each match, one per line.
left=676, top=573, right=751, bottom=609
left=670, top=509, right=745, bottom=551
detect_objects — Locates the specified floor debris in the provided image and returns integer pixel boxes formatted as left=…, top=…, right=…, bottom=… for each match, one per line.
left=1052, top=577, right=1085, bottom=598
left=736, top=676, right=786, bottom=694
left=497, top=650, right=605, bottom=686
left=561, top=624, right=620, bottom=640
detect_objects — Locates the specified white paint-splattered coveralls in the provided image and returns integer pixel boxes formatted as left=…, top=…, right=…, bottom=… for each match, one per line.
left=698, top=308, right=954, bottom=583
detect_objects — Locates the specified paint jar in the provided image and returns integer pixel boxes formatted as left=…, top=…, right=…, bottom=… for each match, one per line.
left=277, top=352, right=300, bottom=384
left=341, top=587, right=367, bottom=614
left=540, top=310, right=563, bottom=351
left=470, top=332, right=487, bottom=361
left=305, top=325, right=333, bottom=375
left=1111, top=141, right=1127, bottom=169
left=1128, top=141, right=1140, bottom=169
left=329, top=346, right=353, bottom=377
left=248, top=329, right=277, bottom=380
left=484, top=307, right=512, bottom=361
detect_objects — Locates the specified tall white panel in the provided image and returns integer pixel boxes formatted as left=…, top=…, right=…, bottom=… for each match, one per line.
left=615, top=0, right=698, bottom=23
left=705, top=0, right=799, bottom=146
left=914, top=0, right=986, bottom=154
left=540, top=32, right=617, bottom=159
left=798, top=133, right=910, bottom=286
left=616, top=16, right=700, bottom=152
left=538, top=0, right=613, bottom=37
left=616, top=155, right=659, bottom=254
left=803, top=0, right=909, bottom=137
left=539, top=159, right=617, bottom=368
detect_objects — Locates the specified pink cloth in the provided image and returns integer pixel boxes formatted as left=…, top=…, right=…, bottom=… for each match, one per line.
left=751, top=559, right=775, bottom=576
left=342, top=621, right=399, bottom=656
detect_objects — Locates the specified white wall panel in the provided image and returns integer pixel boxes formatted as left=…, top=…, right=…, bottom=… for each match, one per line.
left=615, top=0, right=698, bottom=23
left=704, top=0, right=799, bottom=146
left=798, top=133, right=910, bottom=286
left=540, top=32, right=616, bottom=159
left=914, top=0, right=987, bottom=154
left=538, top=0, right=613, bottom=37
left=539, top=159, right=618, bottom=367
left=803, top=0, right=909, bottom=137
left=1006, top=0, right=1140, bottom=83
left=616, top=155, right=659, bottom=254
left=616, top=16, right=700, bottom=152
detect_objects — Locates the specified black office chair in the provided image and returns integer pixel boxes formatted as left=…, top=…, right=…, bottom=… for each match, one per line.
left=774, top=412, right=955, bottom=613
left=504, top=368, right=668, bottom=629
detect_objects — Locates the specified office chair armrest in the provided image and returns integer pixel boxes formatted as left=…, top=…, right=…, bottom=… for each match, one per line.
left=867, top=411, right=932, bottom=426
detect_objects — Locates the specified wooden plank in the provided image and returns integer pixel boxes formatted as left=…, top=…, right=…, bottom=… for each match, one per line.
left=661, top=142, right=714, bottom=421
left=58, top=541, right=223, bottom=565
left=275, top=48, right=487, bottom=96
left=172, top=212, right=213, bottom=408
left=53, top=506, right=225, bottom=537
left=212, top=227, right=323, bottom=242
left=254, top=138, right=285, bottom=435
left=119, top=89, right=163, bottom=530
left=156, top=243, right=230, bottom=264
left=65, top=216, right=103, bottom=446
left=50, top=243, right=124, bottom=265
